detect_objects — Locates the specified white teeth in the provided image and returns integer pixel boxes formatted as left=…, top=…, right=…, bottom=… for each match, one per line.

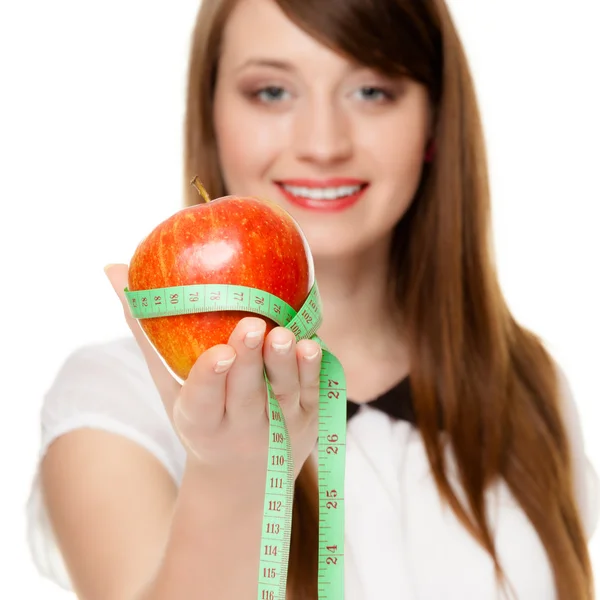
left=281, top=184, right=363, bottom=201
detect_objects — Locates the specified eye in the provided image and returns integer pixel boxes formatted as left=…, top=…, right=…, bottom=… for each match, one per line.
left=355, top=86, right=395, bottom=102
left=253, top=86, right=290, bottom=103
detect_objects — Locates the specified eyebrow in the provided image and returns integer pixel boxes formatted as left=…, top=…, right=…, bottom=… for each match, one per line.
left=235, top=58, right=297, bottom=73
left=233, top=57, right=380, bottom=79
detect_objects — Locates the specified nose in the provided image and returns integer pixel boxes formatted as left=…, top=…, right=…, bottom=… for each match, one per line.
left=293, top=97, right=353, bottom=165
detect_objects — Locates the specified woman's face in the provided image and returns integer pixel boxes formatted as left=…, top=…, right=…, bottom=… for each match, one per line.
left=213, top=0, right=432, bottom=260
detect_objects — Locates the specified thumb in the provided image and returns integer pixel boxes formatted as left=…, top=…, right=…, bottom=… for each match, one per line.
left=103, top=263, right=180, bottom=410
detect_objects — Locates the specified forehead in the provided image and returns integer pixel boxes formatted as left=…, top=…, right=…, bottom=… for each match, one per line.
left=220, top=0, right=349, bottom=70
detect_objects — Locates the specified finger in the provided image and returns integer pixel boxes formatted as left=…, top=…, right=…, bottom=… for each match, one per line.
left=173, top=344, right=236, bottom=443
left=223, top=316, right=269, bottom=421
left=295, top=339, right=322, bottom=414
left=103, top=264, right=180, bottom=405
left=263, top=326, right=300, bottom=415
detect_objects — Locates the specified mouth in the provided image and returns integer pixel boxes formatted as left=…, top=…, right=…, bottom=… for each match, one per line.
left=274, top=179, right=369, bottom=212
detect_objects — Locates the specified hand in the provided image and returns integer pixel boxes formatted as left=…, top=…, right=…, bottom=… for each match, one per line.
left=104, top=264, right=322, bottom=481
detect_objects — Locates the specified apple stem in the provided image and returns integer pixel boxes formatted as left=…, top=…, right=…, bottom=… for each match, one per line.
left=190, top=177, right=211, bottom=203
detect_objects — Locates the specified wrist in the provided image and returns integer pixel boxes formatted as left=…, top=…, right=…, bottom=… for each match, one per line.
left=181, top=454, right=267, bottom=510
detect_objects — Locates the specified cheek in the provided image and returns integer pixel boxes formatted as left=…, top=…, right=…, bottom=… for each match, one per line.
left=360, top=111, right=428, bottom=192
left=213, top=98, right=252, bottom=183
left=213, top=93, right=286, bottom=188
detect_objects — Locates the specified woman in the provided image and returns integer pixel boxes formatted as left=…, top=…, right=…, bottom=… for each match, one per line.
left=27, top=0, right=598, bottom=598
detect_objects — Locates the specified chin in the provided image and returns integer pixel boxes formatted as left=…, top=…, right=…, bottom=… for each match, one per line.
left=303, top=231, right=370, bottom=262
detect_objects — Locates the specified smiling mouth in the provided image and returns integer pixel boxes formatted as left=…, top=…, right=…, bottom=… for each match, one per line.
left=275, top=182, right=368, bottom=201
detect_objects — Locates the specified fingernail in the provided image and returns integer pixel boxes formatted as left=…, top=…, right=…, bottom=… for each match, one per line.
left=244, top=329, right=264, bottom=349
left=304, top=346, right=321, bottom=361
left=272, top=339, right=292, bottom=354
left=214, top=354, right=236, bottom=373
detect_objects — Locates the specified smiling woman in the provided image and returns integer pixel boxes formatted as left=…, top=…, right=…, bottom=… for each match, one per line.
left=26, top=1, right=598, bottom=600
left=204, top=0, right=432, bottom=258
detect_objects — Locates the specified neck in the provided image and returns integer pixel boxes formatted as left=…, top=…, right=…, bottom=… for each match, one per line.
left=313, top=241, right=404, bottom=362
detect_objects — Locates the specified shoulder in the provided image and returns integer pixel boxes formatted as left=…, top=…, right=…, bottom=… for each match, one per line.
left=43, top=336, right=159, bottom=408
left=552, top=357, right=599, bottom=540
left=40, top=336, right=184, bottom=477
left=43, top=333, right=169, bottom=413
left=49, top=336, right=149, bottom=384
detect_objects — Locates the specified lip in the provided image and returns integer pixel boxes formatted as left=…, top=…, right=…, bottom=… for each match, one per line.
left=274, top=179, right=369, bottom=213
left=276, top=178, right=367, bottom=188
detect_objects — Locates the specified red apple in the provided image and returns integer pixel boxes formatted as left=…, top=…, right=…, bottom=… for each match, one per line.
left=128, top=178, right=314, bottom=380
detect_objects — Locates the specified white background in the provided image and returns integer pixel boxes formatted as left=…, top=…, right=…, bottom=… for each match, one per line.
left=1, top=0, right=599, bottom=597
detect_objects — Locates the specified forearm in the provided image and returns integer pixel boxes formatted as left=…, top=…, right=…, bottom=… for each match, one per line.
left=142, top=458, right=267, bottom=600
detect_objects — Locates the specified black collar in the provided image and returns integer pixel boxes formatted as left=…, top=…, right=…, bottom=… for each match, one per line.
left=346, top=375, right=416, bottom=423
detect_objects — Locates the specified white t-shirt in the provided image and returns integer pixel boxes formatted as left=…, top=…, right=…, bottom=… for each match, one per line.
left=25, top=337, right=599, bottom=599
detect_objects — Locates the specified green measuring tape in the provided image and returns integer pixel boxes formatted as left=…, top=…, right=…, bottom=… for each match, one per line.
left=124, top=280, right=346, bottom=599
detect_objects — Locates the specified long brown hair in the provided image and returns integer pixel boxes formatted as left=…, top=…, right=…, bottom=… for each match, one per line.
left=182, top=0, right=594, bottom=598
